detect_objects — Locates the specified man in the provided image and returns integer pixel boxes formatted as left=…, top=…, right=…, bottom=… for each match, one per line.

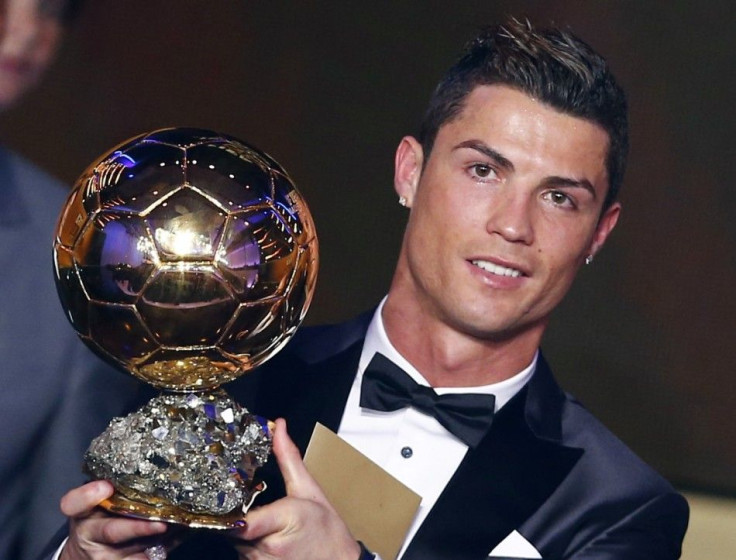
left=0, top=2, right=139, bottom=560
left=55, top=19, right=688, bottom=560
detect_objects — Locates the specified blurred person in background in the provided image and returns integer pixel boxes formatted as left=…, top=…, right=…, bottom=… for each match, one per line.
left=0, top=2, right=137, bottom=559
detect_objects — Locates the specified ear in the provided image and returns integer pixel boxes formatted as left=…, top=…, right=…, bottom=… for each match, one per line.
left=394, top=136, right=423, bottom=207
left=587, top=202, right=621, bottom=258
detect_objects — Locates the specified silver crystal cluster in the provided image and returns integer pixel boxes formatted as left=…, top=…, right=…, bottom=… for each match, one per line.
left=85, top=391, right=271, bottom=515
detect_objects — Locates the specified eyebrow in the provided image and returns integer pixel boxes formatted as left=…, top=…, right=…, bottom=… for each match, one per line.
left=453, top=139, right=597, bottom=199
left=540, top=176, right=597, bottom=199
left=453, top=140, right=515, bottom=172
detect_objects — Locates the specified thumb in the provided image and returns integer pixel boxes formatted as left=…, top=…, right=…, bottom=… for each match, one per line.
left=60, top=480, right=115, bottom=518
left=272, top=418, right=329, bottom=505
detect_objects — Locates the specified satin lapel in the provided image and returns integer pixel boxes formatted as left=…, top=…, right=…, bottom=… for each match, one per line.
left=402, top=367, right=583, bottom=560
left=284, top=338, right=364, bottom=451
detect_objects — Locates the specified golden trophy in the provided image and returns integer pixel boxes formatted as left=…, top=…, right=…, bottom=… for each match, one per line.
left=52, top=128, right=318, bottom=528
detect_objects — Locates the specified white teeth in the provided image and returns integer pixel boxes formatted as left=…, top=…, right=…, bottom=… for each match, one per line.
left=471, top=260, right=522, bottom=278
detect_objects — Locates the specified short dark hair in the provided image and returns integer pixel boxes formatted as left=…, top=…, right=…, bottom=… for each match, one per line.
left=418, top=18, right=628, bottom=210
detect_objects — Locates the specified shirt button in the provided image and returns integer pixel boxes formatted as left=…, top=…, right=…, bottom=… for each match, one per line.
left=401, top=446, right=413, bottom=459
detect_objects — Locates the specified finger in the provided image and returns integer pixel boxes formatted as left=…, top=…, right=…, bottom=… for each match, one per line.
left=64, top=533, right=175, bottom=560
left=91, top=517, right=169, bottom=545
left=272, top=418, right=327, bottom=503
left=232, top=497, right=360, bottom=559
left=60, top=480, right=115, bottom=517
left=63, top=516, right=170, bottom=560
left=234, top=499, right=293, bottom=541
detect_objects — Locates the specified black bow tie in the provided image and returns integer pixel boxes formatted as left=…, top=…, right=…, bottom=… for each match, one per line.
left=359, top=353, right=496, bottom=448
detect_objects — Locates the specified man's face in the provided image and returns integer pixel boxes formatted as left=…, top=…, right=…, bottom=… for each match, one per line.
left=0, top=0, right=64, bottom=111
left=392, top=85, right=620, bottom=345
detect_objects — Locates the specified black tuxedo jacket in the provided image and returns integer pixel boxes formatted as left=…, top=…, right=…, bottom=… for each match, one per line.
left=166, top=310, right=688, bottom=559
left=44, top=311, right=686, bottom=560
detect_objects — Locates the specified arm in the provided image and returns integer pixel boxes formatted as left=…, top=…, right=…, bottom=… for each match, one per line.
left=566, top=492, right=689, bottom=560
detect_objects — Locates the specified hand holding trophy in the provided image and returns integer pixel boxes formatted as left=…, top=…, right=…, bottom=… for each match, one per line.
left=53, top=128, right=318, bottom=529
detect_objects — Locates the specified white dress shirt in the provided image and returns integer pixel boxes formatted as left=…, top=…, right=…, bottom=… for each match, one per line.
left=337, top=299, right=537, bottom=559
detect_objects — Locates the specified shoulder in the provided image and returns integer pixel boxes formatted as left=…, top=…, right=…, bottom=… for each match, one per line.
left=0, top=146, right=68, bottom=228
left=552, top=397, right=689, bottom=556
left=276, top=308, right=374, bottom=364
left=520, top=356, right=689, bottom=556
left=531, top=355, right=679, bottom=499
left=528, top=373, right=688, bottom=557
left=229, top=310, right=373, bottom=406
left=0, top=147, right=66, bottom=192
left=560, top=392, right=677, bottom=497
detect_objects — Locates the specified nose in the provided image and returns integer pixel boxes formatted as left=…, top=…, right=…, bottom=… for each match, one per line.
left=485, top=187, right=534, bottom=244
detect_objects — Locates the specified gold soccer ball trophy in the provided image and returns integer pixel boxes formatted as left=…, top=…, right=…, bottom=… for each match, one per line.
left=53, top=128, right=318, bottom=528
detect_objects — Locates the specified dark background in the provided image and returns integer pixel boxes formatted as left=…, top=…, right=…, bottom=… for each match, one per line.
left=3, top=1, right=734, bottom=495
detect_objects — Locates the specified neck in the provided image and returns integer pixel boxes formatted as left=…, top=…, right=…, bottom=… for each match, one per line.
left=381, top=293, right=543, bottom=388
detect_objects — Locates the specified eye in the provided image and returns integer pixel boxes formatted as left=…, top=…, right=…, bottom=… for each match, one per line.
left=543, top=190, right=576, bottom=209
left=468, top=164, right=499, bottom=182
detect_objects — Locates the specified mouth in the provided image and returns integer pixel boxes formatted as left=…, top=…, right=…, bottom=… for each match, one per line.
left=470, top=259, right=524, bottom=278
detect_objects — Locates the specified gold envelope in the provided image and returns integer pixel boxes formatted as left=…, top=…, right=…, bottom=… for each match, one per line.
left=304, top=423, right=421, bottom=560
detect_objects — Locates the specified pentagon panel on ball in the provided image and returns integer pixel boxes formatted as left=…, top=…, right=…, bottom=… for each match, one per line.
left=52, top=128, right=318, bottom=527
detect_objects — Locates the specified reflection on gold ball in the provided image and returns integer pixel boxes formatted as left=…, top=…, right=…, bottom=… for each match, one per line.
left=53, top=128, right=318, bottom=390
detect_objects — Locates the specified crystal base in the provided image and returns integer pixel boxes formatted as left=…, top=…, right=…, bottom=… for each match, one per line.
left=84, top=390, right=272, bottom=526
left=98, top=480, right=266, bottom=529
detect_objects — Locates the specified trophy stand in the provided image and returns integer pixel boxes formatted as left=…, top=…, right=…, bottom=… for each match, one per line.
left=52, top=128, right=318, bottom=528
left=85, top=390, right=272, bottom=528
